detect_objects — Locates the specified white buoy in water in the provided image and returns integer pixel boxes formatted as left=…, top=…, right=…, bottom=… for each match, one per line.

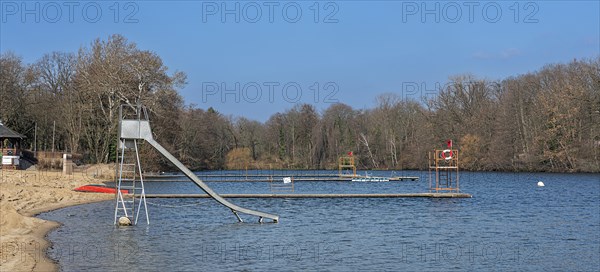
left=537, top=181, right=545, bottom=187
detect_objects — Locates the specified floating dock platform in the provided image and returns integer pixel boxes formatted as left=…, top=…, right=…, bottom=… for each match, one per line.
left=144, top=193, right=471, bottom=198
left=142, top=174, right=420, bottom=182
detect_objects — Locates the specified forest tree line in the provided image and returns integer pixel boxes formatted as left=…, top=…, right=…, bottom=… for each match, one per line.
left=1, top=35, right=599, bottom=172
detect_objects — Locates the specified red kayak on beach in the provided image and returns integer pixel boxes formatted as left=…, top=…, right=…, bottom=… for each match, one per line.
left=74, top=184, right=128, bottom=194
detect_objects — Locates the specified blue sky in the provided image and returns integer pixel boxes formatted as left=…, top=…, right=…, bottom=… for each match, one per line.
left=1, top=1, right=599, bottom=121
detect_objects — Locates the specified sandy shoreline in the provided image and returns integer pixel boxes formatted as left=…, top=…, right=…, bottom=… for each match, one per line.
left=1, top=167, right=114, bottom=272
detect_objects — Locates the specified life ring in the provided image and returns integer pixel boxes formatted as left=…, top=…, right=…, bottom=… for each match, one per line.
left=441, top=149, right=453, bottom=160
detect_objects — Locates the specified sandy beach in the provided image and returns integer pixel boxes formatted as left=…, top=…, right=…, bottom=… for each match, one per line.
left=0, top=166, right=114, bottom=272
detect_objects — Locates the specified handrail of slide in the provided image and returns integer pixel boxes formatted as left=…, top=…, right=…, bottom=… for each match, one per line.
left=144, top=138, right=279, bottom=223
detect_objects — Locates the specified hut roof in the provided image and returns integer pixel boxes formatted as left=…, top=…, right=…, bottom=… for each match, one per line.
left=0, top=123, right=26, bottom=139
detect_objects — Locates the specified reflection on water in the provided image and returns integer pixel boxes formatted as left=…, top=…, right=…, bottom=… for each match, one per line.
left=40, top=171, right=600, bottom=271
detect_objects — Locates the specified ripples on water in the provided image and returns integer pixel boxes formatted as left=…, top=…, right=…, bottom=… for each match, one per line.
left=39, top=171, right=600, bottom=271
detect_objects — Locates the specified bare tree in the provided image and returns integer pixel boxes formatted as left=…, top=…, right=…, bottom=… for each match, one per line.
left=74, top=34, right=186, bottom=163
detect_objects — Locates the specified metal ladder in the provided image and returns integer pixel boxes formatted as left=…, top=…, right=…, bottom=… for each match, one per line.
left=435, top=165, right=457, bottom=192
left=114, top=139, right=149, bottom=225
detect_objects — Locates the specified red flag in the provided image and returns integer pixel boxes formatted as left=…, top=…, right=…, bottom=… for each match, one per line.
left=446, top=140, right=452, bottom=148
left=348, top=151, right=353, bottom=157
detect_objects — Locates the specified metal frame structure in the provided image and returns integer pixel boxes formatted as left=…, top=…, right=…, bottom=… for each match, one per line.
left=114, top=104, right=278, bottom=224
left=428, top=149, right=460, bottom=192
left=114, top=106, right=149, bottom=225
left=338, top=156, right=357, bottom=177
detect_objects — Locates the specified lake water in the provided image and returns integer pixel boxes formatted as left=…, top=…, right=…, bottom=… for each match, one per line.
left=39, top=171, right=600, bottom=271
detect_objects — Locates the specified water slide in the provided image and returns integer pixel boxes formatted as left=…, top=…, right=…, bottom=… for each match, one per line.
left=120, top=117, right=279, bottom=223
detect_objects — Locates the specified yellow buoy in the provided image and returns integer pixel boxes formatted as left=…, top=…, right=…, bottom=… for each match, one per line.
left=118, top=216, right=132, bottom=226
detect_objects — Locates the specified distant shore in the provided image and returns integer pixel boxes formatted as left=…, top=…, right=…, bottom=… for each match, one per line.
left=0, top=167, right=113, bottom=272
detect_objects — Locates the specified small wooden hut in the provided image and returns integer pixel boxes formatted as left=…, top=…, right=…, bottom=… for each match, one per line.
left=0, top=122, right=26, bottom=169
